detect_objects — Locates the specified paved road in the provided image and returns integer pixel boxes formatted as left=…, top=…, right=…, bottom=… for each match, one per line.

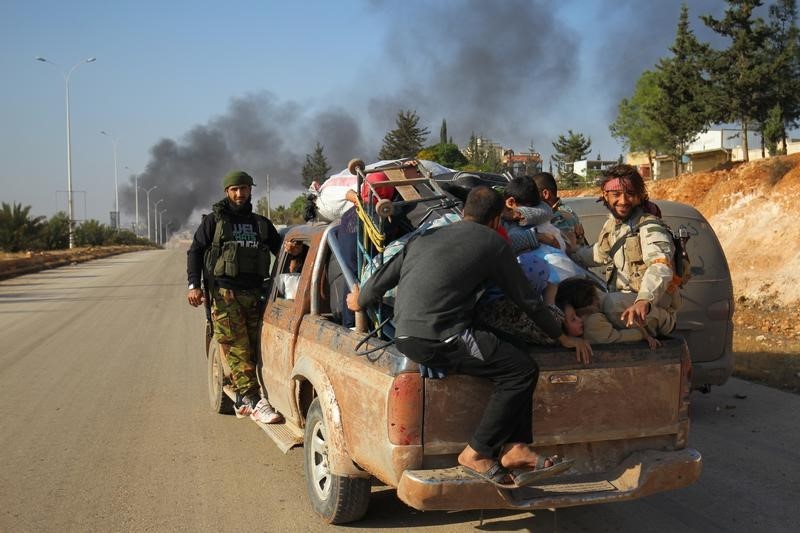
left=1, top=248, right=798, bottom=532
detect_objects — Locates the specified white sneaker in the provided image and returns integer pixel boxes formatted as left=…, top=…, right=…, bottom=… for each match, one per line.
left=250, top=398, right=284, bottom=424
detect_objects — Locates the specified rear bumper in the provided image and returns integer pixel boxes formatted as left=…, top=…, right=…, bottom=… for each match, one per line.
left=397, top=448, right=702, bottom=512
left=692, top=347, right=734, bottom=388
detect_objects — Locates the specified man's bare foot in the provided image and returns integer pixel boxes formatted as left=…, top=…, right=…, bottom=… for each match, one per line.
left=457, top=445, right=497, bottom=474
left=499, top=443, right=555, bottom=469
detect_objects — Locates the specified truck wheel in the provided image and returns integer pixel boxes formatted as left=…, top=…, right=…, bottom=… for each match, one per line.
left=303, top=398, right=370, bottom=524
left=207, top=337, right=233, bottom=414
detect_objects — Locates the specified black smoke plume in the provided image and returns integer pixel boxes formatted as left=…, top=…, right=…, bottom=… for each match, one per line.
left=120, top=93, right=365, bottom=231
left=122, top=0, right=723, bottom=232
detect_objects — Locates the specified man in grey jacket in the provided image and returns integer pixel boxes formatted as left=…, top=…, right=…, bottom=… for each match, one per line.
left=347, top=186, right=591, bottom=487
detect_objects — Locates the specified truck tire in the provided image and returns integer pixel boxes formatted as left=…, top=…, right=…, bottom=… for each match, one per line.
left=303, top=398, right=370, bottom=524
left=207, top=337, right=234, bottom=414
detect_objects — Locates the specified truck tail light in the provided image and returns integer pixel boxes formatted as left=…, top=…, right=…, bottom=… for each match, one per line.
left=387, top=372, right=423, bottom=446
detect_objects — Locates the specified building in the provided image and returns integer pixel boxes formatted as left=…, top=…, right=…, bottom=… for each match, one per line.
left=628, top=129, right=800, bottom=179
left=502, top=149, right=543, bottom=177
left=461, top=136, right=504, bottom=162
left=573, top=159, right=620, bottom=179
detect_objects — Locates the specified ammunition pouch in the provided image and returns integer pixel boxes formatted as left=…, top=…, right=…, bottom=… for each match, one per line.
left=214, top=241, right=239, bottom=277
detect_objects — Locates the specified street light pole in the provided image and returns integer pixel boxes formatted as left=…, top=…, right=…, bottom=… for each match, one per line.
left=36, top=56, right=97, bottom=248
left=153, top=199, right=164, bottom=242
left=100, top=131, right=120, bottom=229
left=139, top=186, right=157, bottom=240
left=126, top=166, right=139, bottom=235
left=158, top=208, right=167, bottom=245
left=134, top=174, right=139, bottom=235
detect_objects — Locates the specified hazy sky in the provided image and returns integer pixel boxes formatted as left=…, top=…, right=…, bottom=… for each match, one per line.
left=1, top=0, right=728, bottom=231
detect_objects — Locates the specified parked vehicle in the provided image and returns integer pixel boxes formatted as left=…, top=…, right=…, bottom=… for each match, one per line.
left=563, top=197, right=734, bottom=391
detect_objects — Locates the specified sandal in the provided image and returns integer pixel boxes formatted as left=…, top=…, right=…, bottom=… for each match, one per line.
left=510, top=455, right=574, bottom=486
left=460, top=461, right=517, bottom=489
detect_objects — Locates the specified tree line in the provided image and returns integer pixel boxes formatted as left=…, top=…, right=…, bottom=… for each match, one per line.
left=610, top=0, right=800, bottom=174
left=0, top=203, right=151, bottom=253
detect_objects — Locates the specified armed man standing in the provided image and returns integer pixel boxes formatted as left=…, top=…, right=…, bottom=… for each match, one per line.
left=187, top=170, right=283, bottom=423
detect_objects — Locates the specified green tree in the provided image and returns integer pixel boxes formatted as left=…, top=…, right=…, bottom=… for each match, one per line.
left=270, top=205, right=289, bottom=225
left=301, top=142, right=331, bottom=188
left=462, top=132, right=492, bottom=169
left=288, top=195, right=308, bottom=224
left=610, top=70, right=672, bottom=173
left=763, top=103, right=785, bottom=155
left=460, top=133, right=507, bottom=172
left=483, top=147, right=504, bottom=173
left=551, top=130, right=591, bottom=182
left=0, top=202, right=46, bottom=252
left=702, top=0, right=773, bottom=161
left=465, top=132, right=482, bottom=167
left=378, top=109, right=430, bottom=160
left=439, top=119, right=448, bottom=145
left=43, top=211, right=70, bottom=250
left=653, top=4, right=713, bottom=174
left=109, top=228, right=140, bottom=245
left=417, top=142, right=468, bottom=168
left=765, top=0, right=800, bottom=152
left=75, top=220, right=112, bottom=246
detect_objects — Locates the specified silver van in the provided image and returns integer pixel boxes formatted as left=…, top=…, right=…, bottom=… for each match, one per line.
left=563, top=197, right=734, bottom=390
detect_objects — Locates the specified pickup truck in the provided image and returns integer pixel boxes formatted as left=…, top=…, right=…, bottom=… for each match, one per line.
left=205, top=217, right=702, bottom=524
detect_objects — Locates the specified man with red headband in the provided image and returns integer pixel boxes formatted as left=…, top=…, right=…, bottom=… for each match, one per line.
left=574, top=164, right=680, bottom=335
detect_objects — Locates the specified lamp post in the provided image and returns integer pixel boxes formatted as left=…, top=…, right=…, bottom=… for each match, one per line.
left=36, top=56, right=97, bottom=248
left=125, top=166, right=139, bottom=235
left=100, top=131, right=120, bottom=229
left=139, top=186, right=157, bottom=240
left=158, top=208, right=167, bottom=245
left=163, top=220, right=172, bottom=245
left=153, top=199, right=164, bottom=242
left=134, top=174, right=139, bottom=235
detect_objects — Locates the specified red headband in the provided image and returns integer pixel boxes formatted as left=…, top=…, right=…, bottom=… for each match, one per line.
left=603, top=177, right=635, bottom=193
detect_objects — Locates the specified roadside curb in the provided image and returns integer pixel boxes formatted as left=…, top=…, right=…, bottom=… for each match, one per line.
left=0, top=246, right=156, bottom=281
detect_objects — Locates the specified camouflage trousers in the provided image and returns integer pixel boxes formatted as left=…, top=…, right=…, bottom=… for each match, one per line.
left=474, top=297, right=561, bottom=346
left=211, top=286, right=262, bottom=397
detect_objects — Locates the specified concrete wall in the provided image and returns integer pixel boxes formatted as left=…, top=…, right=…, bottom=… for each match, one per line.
left=688, top=150, right=729, bottom=173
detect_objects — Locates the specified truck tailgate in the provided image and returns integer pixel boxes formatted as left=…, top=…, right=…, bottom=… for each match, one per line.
left=421, top=338, right=690, bottom=458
